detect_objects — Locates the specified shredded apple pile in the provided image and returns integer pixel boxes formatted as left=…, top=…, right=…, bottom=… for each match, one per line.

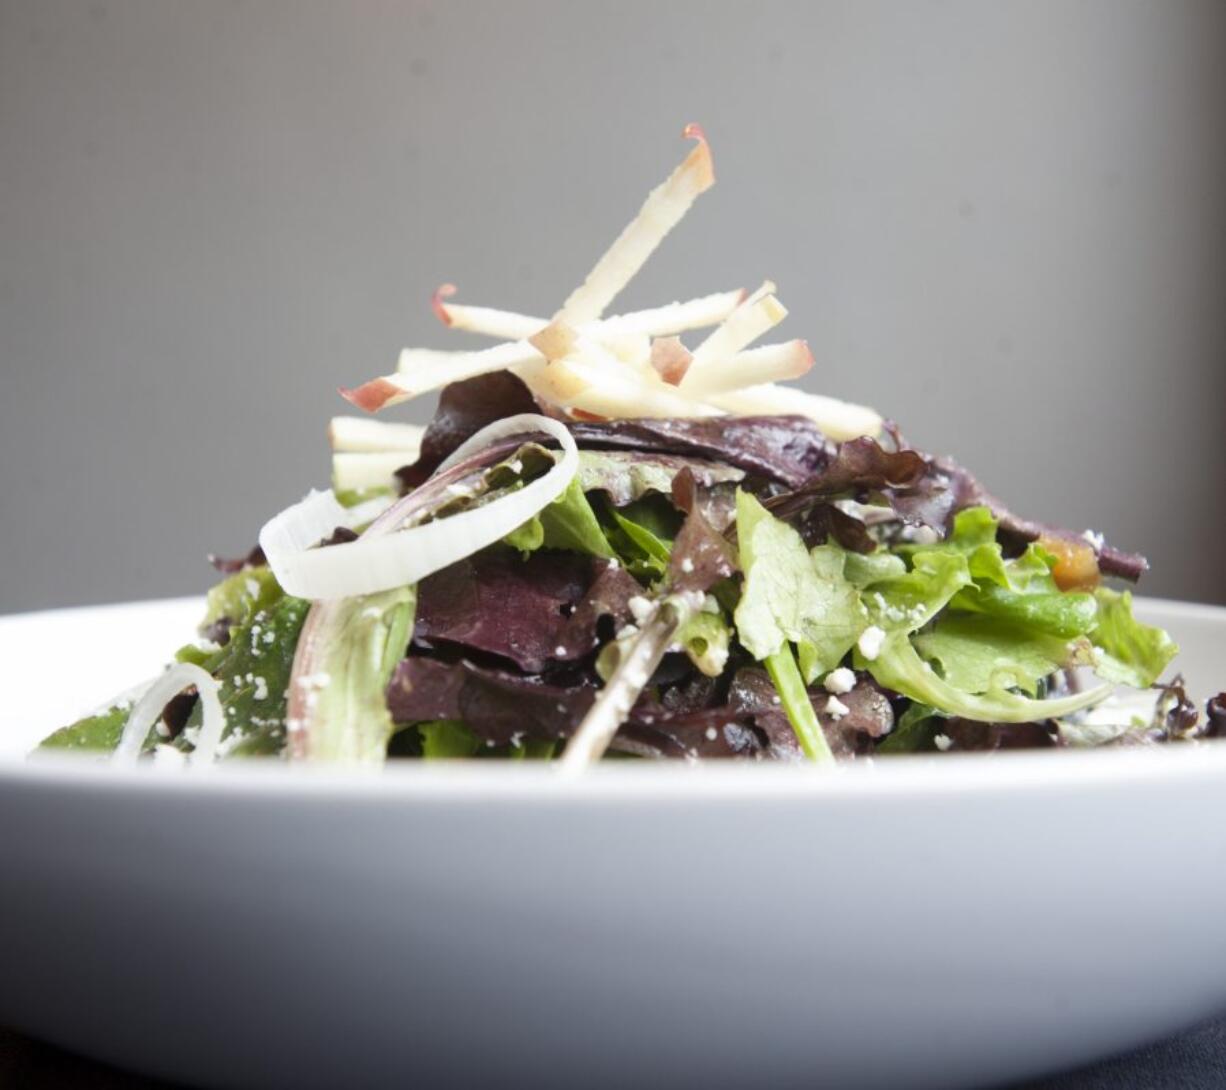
left=41, top=126, right=1226, bottom=767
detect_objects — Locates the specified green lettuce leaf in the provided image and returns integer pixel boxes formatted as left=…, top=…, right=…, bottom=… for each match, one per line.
left=764, top=645, right=834, bottom=763
left=675, top=609, right=732, bottom=677
left=865, top=632, right=1110, bottom=723
left=504, top=475, right=616, bottom=558
left=288, top=586, right=415, bottom=763
left=733, top=491, right=868, bottom=680
left=862, top=550, right=973, bottom=635
left=913, top=614, right=1085, bottom=696
left=843, top=550, right=907, bottom=587
left=419, top=719, right=481, bottom=759
left=1090, top=588, right=1178, bottom=688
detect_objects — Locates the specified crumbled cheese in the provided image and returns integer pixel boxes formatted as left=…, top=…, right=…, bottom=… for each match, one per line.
left=824, top=695, right=850, bottom=719
left=606, top=557, right=620, bottom=570
left=823, top=667, right=856, bottom=695
left=680, top=557, right=695, bottom=574
left=898, top=525, right=939, bottom=545
left=1082, top=529, right=1105, bottom=551
left=857, top=625, right=886, bottom=661
left=155, top=720, right=171, bottom=739
left=252, top=676, right=269, bottom=701
left=554, top=644, right=568, bottom=657
left=627, top=595, right=655, bottom=624
left=933, top=733, right=953, bottom=751
left=704, top=726, right=718, bottom=742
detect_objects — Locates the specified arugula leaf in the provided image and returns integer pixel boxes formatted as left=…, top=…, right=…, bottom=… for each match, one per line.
left=600, top=497, right=678, bottom=581
left=202, top=565, right=282, bottom=631
left=1090, top=588, right=1178, bottom=688
left=39, top=704, right=131, bottom=754
left=504, top=476, right=616, bottom=558
left=611, top=509, right=672, bottom=571
left=182, top=594, right=312, bottom=757
left=733, top=490, right=868, bottom=680
left=876, top=702, right=941, bottom=754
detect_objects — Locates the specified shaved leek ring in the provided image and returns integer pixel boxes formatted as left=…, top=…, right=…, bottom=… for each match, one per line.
left=260, top=414, right=577, bottom=601
left=114, top=663, right=223, bottom=766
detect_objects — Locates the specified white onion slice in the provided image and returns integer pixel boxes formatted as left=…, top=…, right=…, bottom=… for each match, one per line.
left=114, top=663, right=223, bottom=766
left=555, top=124, right=715, bottom=324
left=261, top=414, right=577, bottom=601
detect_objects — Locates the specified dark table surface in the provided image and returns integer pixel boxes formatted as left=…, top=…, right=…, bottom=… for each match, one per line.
left=5, top=1019, right=1226, bottom=1089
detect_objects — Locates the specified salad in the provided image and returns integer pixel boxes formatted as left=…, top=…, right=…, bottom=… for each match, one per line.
left=41, top=125, right=1226, bottom=767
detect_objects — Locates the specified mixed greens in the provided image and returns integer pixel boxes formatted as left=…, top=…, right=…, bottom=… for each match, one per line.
left=40, top=125, right=1226, bottom=767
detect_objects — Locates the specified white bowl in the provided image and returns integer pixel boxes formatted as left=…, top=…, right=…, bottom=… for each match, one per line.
left=1, top=596, right=1224, bottom=1089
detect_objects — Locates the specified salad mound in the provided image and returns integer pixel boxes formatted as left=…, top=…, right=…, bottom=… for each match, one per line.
left=41, top=126, right=1226, bottom=767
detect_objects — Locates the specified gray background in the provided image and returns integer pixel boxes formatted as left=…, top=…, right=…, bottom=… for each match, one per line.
left=1, top=0, right=1223, bottom=614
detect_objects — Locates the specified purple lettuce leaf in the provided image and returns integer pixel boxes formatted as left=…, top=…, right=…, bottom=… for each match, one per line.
left=414, top=550, right=643, bottom=672
left=395, top=372, right=541, bottom=490
left=414, top=549, right=593, bottom=672
left=667, top=494, right=738, bottom=596
left=569, top=415, right=835, bottom=488
left=1205, top=693, right=1226, bottom=738
left=910, top=455, right=1149, bottom=582
left=940, top=719, right=1058, bottom=751
left=387, top=657, right=597, bottom=746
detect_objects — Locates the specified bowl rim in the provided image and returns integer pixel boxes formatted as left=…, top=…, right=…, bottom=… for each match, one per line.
left=2, top=593, right=1223, bottom=805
